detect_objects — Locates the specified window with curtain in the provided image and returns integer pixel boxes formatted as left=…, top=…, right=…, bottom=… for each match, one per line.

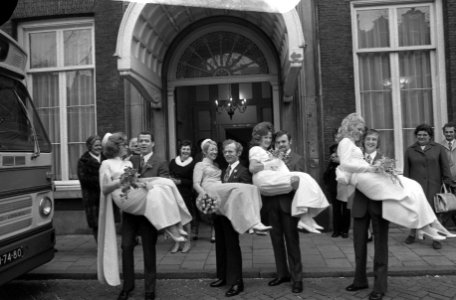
left=21, top=20, right=96, bottom=181
left=352, top=2, right=445, bottom=168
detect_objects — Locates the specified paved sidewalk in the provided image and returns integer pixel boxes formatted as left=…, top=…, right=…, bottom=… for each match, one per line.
left=27, top=224, right=456, bottom=280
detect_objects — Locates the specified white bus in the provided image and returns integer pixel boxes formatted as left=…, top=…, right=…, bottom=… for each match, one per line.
left=0, top=29, right=55, bottom=285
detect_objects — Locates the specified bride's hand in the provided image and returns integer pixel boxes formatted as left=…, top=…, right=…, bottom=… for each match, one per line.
left=368, top=165, right=379, bottom=173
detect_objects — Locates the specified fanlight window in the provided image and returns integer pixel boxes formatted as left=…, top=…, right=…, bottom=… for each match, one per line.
left=176, top=31, right=269, bottom=78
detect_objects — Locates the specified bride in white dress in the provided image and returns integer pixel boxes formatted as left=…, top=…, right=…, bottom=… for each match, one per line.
left=335, top=113, right=455, bottom=241
left=248, top=122, right=329, bottom=233
left=97, top=133, right=192, bottom=286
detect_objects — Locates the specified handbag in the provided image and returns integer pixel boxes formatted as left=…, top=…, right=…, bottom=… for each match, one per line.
left=433, top=184, right=456, bottom=213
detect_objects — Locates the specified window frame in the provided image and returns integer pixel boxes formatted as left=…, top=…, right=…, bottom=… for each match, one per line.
left=18, top=18, right=97, bottom=184
left=351, top=0, right=447, bottom=169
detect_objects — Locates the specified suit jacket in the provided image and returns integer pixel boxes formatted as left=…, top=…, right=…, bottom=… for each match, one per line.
left=404, top=142, right=451, bottom=202
left=130, top=153, right=169, bottom=178
left=439, top=139, right=456, bottom=180
left=221, top=162, right=252, bottom=184
left=351, top=151, right=383, bottom=218
left=262, top=150, right=305, bottom=213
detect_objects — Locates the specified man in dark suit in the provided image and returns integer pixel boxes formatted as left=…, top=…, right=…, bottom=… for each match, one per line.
left=117, top=131, right=168, bottom=300
left=345, top=129, right=388, bottom=300
left=210, top=139, right=250, bottom=297
left=260, top=130, right=304, bottom=293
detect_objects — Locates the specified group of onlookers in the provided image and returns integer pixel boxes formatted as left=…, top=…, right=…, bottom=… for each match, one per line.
left=75, top=117, right=456, bottom=300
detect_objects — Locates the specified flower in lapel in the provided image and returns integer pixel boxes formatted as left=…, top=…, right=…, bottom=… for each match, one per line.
left=232, top=169, right=238, bottom=179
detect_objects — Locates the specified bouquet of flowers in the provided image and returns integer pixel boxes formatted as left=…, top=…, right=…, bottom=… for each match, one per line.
left=268, top=148, right=289, bottom=161
left=196, top=193, right=220, bottom=215
left=119, top=166, right=140, bottom=194
left=374, top=157, right=403, bottom=187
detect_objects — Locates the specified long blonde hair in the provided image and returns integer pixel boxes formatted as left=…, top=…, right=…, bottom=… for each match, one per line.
left=335, top=113, right=365, bottom=142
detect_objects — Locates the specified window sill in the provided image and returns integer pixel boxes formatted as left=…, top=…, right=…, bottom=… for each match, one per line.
left=54, top=180, right=81, bottom=199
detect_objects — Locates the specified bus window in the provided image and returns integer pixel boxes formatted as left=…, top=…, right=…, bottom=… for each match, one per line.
left=0, top=75, right=51, bottom=152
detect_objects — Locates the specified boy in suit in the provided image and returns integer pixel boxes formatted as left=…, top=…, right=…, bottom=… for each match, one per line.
left=346, top=129, right=389, bottom=300
left=210, top=139, right=250, bottom=297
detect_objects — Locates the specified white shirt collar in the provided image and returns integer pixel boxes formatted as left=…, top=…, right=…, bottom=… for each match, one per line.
left=143, top=152, right=153, bottom=163
left=365, top=151, right=376, bottom=159
left=89, top=152, right=101, bottom=162
left=228, top=160, right=240, bottom=175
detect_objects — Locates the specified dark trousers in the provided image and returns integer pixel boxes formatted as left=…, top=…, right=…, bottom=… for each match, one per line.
left=267, top=204, right=302, bottom=283
left=121, top=213, right=158, bottom=294
left=332, top=199, right=351, bottom=234
left=213, top=215, right=242, bottom=285
left=353, top=210, right=389, bottom=293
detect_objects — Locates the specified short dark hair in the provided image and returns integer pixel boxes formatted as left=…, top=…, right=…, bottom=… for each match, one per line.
left=274, top=130, right=291, bottom=141
left=442, top=122, right=456, bottom=132
left=85, top=135, right=101, bottom=150
left=138, top=131, right=154, bottom=141
left=222, top=139, right=243, bottom=154
left=363, top=129, right=381, bottom=148
left=179, top=140, right=193, bottom=152
left=103, top=132, right=127, bottom=158
left=414, top=124, right=434, bottom=139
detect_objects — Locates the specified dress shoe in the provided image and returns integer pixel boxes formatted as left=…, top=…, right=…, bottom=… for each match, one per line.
left=368, top=291, right=384, bottom=300
left=432, top=240, right=442, bottom=249
left=170, top=242, right=180, bottom=254
left=331, top=232, right=340, bottom=238
left=345, top=283, right=368, bottom=292
left=210, top=278, right=226, bottom=287
left=292, top=281, right=303, bottom=293
left=117, top=290, right=132, bottom=300
left=341, top=232, right=349, bottom=238
left=225, top=282, right=244, bottom=297
left=144, top=292, right=155, bottom=300
left=417, top=226, right=446, bottom=241
left=297, top=219, right=321, bottom=234
left=404, top=235, right=415, bottom=244
left=268, top=277, right=290, bottom=286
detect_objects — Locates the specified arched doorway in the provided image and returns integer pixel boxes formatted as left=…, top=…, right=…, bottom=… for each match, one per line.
left=115, top=3, right=305, bottom=158
left=165, top=20, right=279, bottom=160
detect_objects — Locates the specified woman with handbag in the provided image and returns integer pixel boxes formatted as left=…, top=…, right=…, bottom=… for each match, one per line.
left=403, top=124, right=453, bottom=249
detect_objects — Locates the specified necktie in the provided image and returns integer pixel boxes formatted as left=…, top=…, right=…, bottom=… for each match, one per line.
left=449, top=141, right=453, bottom=151
left=366, top=154, right=372, bottom=165
left=139, top=156, right=145, bottom=172
left=224, top=165, right=231, bottom=182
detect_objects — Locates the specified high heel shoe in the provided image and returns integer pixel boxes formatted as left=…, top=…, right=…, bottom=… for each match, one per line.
left=297, top=220, right=321, bottom=234
left=170, top=242, right=180, bottom=253
left=165, top=228, right=187, bottom=243
left=431, top=221, right=456, bottom=238
left=310, top=218, right=324, bottom=231
left=417, top=226, right=446, bottom=241
left=252, top=223, right=272, bottom=232
left=178, top=228, right=189, bottom=237
left=181, top=241, right=191, bottom=253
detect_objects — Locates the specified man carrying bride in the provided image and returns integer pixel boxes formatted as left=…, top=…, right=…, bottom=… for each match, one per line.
left=97, top=132, right=192, bottom=300
left=248, top=122, right=329, bottom=233
left=335, top=113, right=456, bottom=243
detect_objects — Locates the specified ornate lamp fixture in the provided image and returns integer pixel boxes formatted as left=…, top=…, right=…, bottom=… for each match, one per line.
left=214, top=94, right=247, bottom=120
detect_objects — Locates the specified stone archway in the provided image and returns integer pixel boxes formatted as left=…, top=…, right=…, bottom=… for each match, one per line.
left=115, top=2, right=305, bottom=156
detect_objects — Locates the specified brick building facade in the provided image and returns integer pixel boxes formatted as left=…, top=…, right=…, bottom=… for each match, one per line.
left=2, top=0, right=454, bottom=233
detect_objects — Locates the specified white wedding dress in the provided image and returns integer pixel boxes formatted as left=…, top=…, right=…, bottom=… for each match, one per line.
left=97, top=157, right=192, bottom=286
left=249, top=146, right=329, bottom=217
left=336, top=137, right=436, bottom=228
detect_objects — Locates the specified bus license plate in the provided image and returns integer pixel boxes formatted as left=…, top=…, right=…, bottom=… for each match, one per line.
left=0, top=247, right=24, bottom=267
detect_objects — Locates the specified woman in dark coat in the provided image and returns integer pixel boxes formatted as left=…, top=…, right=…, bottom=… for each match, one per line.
left=403, top=124, right=452, bottom=249
left=77, top=135, right=104, bottom=242
left=169, top=140, right=197, bottom=253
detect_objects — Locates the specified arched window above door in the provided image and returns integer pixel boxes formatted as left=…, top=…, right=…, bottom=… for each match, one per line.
left=176, top=31, right=269, bottom=79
